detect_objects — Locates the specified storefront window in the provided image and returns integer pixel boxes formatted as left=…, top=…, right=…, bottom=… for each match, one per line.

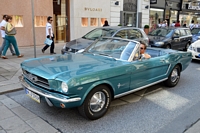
left=35, top=16, right=47, bottom=27
left=170, top=10, right=178, bottom=25
left=90, top=18, right=98, bottom=27
left=81, top=18, right=88, bottom=27
left=149, top=8, right=164, bottom=29
left=101, top=18, right=107, bottom=26
left=11, top=15, right=23, bottom=27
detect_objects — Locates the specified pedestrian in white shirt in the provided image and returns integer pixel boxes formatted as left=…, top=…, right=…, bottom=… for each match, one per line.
left=42, top=16, right=56, bottom=54
left=161, top=21, right=166, bottom=27
left=189, top=20, right=195, bottom=30
left=0, top=15, right=15, bottom=56
left=171, top=21, right=176, bottom=27
left=195, top=22, right=199, bottom=28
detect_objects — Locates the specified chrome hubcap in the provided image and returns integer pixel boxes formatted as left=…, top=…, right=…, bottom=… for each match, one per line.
left=171, top=68, right=179, bottom=82
left=90, top=91, right=106, bottom=112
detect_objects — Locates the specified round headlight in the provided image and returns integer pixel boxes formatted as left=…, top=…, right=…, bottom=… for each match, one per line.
left=61, top=82, right=68, bottom=92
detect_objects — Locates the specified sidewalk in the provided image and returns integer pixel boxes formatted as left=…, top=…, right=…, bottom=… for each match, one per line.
left=0, top=43, right=64, bottom=133
left=0, top=95, right=60, bottom=133
left=0, top=43, right=65, bottom=94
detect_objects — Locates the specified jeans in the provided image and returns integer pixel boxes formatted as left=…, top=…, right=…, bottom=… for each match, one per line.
left=2, top=35, right=20, bottom=56
left=0, top=37, right=15, bottom=55
left=42, top=35, right=55, bottom=53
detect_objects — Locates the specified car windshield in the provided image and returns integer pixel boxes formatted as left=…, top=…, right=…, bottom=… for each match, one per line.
left=148, top=28, right=173, bottom=37
left=85, top=38, right=137, bottom=61
left=82, top=28, right=117, bottom=40
left=191, top=28, right=200, bottom=34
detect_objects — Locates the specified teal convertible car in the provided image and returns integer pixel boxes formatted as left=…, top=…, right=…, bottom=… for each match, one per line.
left=19, top=38, right=192, bottom=120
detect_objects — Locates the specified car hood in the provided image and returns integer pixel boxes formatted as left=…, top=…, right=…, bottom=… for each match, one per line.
left=148, top=35, right=166, bottom=42
left=65, top=38, right=94, bottom=50
left=191, top=40, right=200, bottom=47
left=21, top=54, right=127, bottom=82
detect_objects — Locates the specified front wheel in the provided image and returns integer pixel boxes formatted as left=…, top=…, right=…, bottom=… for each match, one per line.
left=78, top=85, right=111, bottom=120
left=184, top=43, right=190, bottom=51
left=164, top=65, right=180, bottom=87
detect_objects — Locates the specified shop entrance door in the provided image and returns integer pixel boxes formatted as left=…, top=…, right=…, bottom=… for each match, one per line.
left=53, top=0, right=70, bottom=42
left=120, top=11, right=137, bottom=27
left=54, top=15, right=67, bottom=42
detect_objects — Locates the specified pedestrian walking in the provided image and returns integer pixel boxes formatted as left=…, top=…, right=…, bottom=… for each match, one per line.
left=1, top=15, right=23, bottom=59
left=161, top=21, right=166, bottom=27
left=0, top=15, right=15, bottom=56
left=189, top=20, right=195, bottom=30
left=42, top=16, right=56, bottom=54
left=103, top=20, right=109, bottom=27
left=171, top=21, right=176, bottom=27
left=195, top=22, right=199, bottom=28
left=175, top=20, right=181, bottom=27
left=183, top=21, right=187, bottom=27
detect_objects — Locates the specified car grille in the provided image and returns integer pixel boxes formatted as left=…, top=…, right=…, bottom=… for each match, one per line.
left=65, top=47, right=78, bottom=53
left=22, top=69, right=49, bottom=89
left=197, top=48, right=200, bottom=52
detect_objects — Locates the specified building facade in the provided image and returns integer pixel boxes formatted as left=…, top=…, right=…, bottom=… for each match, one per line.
left=0, top=0, right=150, bottom=47
left=0, top=0, right=53, bottom=47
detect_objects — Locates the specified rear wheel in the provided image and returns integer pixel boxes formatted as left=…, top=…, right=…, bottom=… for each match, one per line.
left=78, top=85, right=111, bottom=120
left=164, top=65, right=180, bottom=87
left=166, top=44, right=171, bottom=49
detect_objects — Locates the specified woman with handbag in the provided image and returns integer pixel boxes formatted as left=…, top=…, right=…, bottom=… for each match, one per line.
left=1, top=15, right=23, bottom=59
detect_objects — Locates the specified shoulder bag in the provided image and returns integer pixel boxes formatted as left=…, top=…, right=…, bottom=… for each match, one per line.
left=5, top=23, right=17, bottom=35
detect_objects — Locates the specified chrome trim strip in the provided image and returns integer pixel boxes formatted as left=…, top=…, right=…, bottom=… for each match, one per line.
left=114, top=78, right=168, bottom=98
left=19, top=76, right=81, bottom=103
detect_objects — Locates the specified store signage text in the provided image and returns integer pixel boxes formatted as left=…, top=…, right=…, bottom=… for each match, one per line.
left=188, top=6, right=200, bottom=10
left=84, top=8, right=102, bottom=12
left=150, top=0, right=157, bottom=4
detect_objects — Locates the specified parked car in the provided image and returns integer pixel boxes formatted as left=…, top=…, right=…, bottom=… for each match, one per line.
left=148, top=27, right=192, bottom=50
left=191, top=28, right=200, bottom=43
left=61, top=26, right=149, bottom=54
left=187, top=38, right=200, bottom=60
left=19, top=37, right=192, bottom=120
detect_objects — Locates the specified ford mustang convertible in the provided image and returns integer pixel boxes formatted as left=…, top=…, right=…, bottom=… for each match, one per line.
left=19, top=38, right=192, bottom=120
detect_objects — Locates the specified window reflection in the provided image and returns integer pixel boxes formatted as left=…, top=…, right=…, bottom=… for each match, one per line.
left=11, top=15, right=23, bottom=27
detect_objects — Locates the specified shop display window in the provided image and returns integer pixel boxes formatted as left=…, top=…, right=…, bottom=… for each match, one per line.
left=90, top=18, right=98, bottom=27
left=100, top=18, right=107, bottom=26
left=11, top=15, right=23, bottom=27
left=35, top=16, right=47, bottom=27
left=81, top=18, right=88, bottom=27
left=149, top=8, right=164, bottom=30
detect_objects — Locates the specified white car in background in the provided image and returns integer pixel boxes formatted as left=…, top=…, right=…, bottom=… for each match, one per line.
left=187, top=38, right=200, bottom=60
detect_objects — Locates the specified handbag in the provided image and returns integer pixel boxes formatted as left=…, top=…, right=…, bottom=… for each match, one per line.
left=5, top=24, right=17, bottom=35
left=44, top=38, right=53, bottom=46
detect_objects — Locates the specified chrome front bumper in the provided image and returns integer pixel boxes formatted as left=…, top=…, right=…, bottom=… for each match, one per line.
left=19, top=75, right=81, bottom=103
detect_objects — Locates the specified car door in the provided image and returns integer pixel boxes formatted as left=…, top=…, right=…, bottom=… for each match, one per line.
left=127, top=29, right=142, bottom=41
left=113, top=29, right=129, bottom=39
left=179, top=29, right=187, bottom=49
left=171, top=29, right=181, bottom=49
left=129, top=56, right=170, bottom=89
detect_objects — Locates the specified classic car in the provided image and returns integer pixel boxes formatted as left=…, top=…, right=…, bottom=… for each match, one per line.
left=19, top=37, right=192, bottom=120
left=61, top=26, right=149, bottom=54
left=148, top=27, right=192, bottom=50
left=187, top=38, right=200, bottom=60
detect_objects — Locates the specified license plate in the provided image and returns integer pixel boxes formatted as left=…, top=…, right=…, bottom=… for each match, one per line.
left=25, top=89, right=40, bottom=103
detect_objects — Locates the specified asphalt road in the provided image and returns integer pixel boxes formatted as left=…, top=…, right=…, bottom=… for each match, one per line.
left=6, top=60, right=200, bottom=133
